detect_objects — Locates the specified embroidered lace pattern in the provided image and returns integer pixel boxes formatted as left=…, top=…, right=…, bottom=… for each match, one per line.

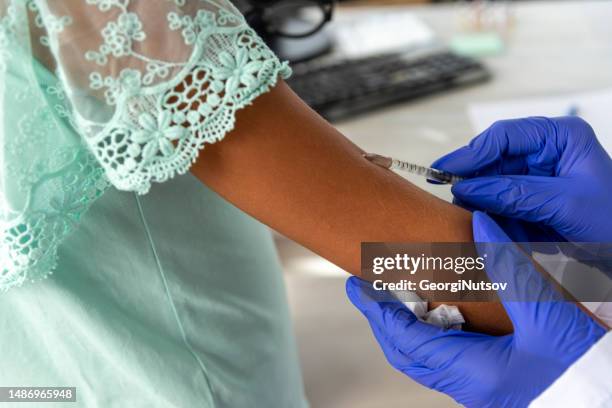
left=0, top=0, right=290, bottom=290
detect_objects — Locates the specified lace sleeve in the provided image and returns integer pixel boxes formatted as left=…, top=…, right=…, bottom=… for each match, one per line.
left=32, top=0, right=290, bottom=193
left=0, top=0, right=290, bottom=290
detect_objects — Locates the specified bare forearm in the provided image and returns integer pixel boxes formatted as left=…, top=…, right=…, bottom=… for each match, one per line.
left=194, top=83, right=470, bottom=266
left=192, top=81, right=511, bottom=334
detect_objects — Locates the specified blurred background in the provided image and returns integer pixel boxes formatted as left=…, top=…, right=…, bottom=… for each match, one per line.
left=239, top=0, right=612, bottom=406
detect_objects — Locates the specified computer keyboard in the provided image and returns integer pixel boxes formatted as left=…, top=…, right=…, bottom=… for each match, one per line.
left=287, top=50, right=491, bottom=121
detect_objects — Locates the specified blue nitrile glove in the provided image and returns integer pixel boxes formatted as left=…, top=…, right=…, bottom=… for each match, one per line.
left=432, top=116, right=612, bottom=242
left=346, top=212, right=607, bottom=408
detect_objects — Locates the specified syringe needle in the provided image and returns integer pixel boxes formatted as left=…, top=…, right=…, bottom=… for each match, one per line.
left=363, top=152, right=464, bottom=185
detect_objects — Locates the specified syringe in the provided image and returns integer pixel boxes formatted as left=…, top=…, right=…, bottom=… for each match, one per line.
left=364, top=153, right=465, bottom=185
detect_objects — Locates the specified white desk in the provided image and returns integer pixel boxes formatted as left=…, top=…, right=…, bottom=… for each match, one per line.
left=337, top=0, right=612, bottom=201
left=281, top=2, right=612, bottom=407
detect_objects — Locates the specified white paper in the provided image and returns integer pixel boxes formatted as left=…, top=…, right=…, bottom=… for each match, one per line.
left=392, top=290, right=465, bottom=330
left=333, top=12, right=435, bottom=58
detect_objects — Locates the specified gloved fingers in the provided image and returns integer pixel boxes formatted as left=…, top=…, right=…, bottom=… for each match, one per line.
left=487, top=215, right=534, bottom=244
left=428, top=155, right=529, bottom=184
left=451, top=197, right=477, bottom=212
left=498, top=155, right=531, bottom=175
left=346, top=277, right=458, bottom=369
left=366, top=313, right=413, bottom=369
left=346, top=277, right=426, bottom=369
left=452, top=175, right=562, bottom=225
left=489, top=215, right=564, bottom=245
left=346, top=277, right=418, bottom=325
left=365, top=315, right=454, bottom=377
left=400, top=365, right=458, bottom=393
left=431, top=117, right=558, bottom=177
left=472, top=212, right=565, bottom=329
left=398, top=363, right=435, bottom=386
left=346, top=277, right=420, bottom=348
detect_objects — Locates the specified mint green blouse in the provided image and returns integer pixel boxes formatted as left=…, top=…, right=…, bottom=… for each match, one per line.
left=0, top=1, right=306, bottom=406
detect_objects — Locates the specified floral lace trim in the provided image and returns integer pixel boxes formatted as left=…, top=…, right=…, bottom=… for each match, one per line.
left=0, top=3, right=108, bottom=291
left=1, top=151, right=109, bottom=292
left=61, top=0, right=293, bottom=194
left=95, top=56, right=291, bottom=194
left=82, top=29, right=291, bottom=194
left=0, top=1, right=290, bottom=291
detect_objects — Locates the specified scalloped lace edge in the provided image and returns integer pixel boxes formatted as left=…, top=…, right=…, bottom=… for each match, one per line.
left=107, top=62, right=292, bottom=195
left=1, top=151, right=110, bottom=292
left=0, top=65, right=290, bottom=292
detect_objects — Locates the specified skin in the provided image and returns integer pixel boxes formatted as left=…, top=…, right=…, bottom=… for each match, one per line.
left=33, top=2, right=511, bottom=334
left=192, top=81, right=512, bottom=335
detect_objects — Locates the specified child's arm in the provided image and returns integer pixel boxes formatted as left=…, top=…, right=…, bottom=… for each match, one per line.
left=192, top=81, right=512, bottom=335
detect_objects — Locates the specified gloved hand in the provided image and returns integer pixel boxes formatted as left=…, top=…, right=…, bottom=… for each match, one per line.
left=346, top=212, right=607, bottom=408
left=431, top=116, right=612, bottom=242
